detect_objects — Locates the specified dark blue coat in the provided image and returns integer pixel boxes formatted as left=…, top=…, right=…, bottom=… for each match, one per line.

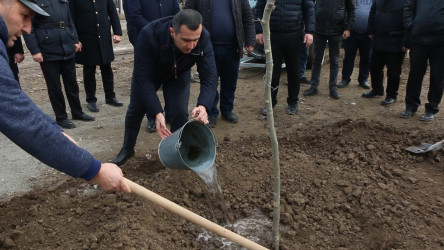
left=70, top=0, right=122, bottom=65
left=127, top=0, right=180, bottom=44
left=23, top=0, right=79, bottom=61
left=133, top=16, right=217, bottom=118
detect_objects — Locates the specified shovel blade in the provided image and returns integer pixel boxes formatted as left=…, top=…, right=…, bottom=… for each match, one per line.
left=406, top=143, right=433, bottom=154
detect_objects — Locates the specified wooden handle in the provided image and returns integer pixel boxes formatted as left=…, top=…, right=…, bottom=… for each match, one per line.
left=124, top=178, right=268, bottom=250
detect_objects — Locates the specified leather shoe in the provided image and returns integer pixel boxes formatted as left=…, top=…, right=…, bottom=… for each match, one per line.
left=208, top=116, right=217, bottom=128
left=300, top=76, right=310, bottom=84
left=330, top=87, right=340, bottom=99
left=399, top=109, right=416, bottom=118
left=72, top=113, right=95, bottom=121
left=380, top=97, right=396, bottom=106
left=419, top=112, right=437, bottom=122
left=359, top=80, right=370, bottom=89
left=112, top=148, right=135, bottom=166
left=337, top=80, right=349, bottom=88
left=303, top=87, right=318, bottom=97
left=57, top=119, right=76, bottom=129
left=106, top=98, right=123, bottom=107
left=146, top=119, right=156, bottom=133
left=87, top=102, right=99, bottom=112
left=288, top=104, right=298, bottom=115
left=222, top=112, right=238, bottom=123
left=362, top=90, right=384, bottom=98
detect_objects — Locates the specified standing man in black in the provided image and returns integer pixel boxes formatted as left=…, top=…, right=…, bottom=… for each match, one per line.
left=400, top=0, right=444, bottom=121
left=255, top=0, right=315, bottom=115
left=23, top=0, right=94, bottom=129
left=70, top=0, right=124, bottom=113
left=185, top=0, right=255, bottom=127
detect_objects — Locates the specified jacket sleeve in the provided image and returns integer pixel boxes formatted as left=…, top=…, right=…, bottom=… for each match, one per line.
left=254, top=0, right=267, bottom=34
left=172, top=0, right=180, bottom=15
left=128, top=0, right=149, bottom=30
left=404, top=0, right=416, bottom=32
left=108, top=0, right=123, bottom=36
left=241, top=0, right=256, bottom=47
left=195, top=29, right=217, bottom=111
left=10, top=37, right=24, bottom=54
left=302, top=0, right=315, bottom=34
left=67, top=4, right=79, bottom=43
left=345, top=0, right=356, bottom=31
left=367, top=1, right=376, bottom=35
left=184, top=0, right=197, bottom=11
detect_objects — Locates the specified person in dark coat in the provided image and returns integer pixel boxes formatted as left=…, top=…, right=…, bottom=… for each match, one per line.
left=185, top=0, right=255, bottom=128
left=399, top=0, right=444, bottom=121
left=70, top=0, right=123, bottom=113
left=7, top=36, right=24, bottom=84
left=122, top=0, right=136, bottom=46
left=23, top=0, right=94, bottom=129
left=127, top=0, right=180, bottom=132
left=112, top=10, right=217, bottom=166
left=362, top=0, right=407, bottom=107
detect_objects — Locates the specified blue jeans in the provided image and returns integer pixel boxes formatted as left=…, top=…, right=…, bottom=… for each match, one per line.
left=209, top=44, right=240, bottom=117
left=341, top=31, right=372, bottom=83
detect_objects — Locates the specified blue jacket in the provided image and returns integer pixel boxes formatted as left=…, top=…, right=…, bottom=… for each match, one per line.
left=0, top=15, right=100, bottom=181
left=127, top=0, right=180, bottom=44
left=133, top=16, right=217, bottom=118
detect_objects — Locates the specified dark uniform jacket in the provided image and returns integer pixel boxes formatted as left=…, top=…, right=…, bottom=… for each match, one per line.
left=133, top=16, right=217, bottom=118
left=23, top=0, right=79, bottom=61
left=7, top=37, right=24, bottom=78
left=368, top=0, right=406, bottom=52
left=404, top=0, right=444, bottom=46
left=314, top=0, right=355, bottom=36
left=70, top=0, right=122, bottom=65
left=184, top=0, right=256, bottom=58
left=255, top=0, right=315, bottom=35
left=127, top=0, right=180, bottom=44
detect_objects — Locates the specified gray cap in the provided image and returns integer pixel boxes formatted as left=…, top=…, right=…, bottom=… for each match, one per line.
left=18, top=0, right=50, bottom=16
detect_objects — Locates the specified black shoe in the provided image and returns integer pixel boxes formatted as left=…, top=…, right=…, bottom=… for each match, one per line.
left=72, top=113, right=95, bottom=121
left=337, top=80, right=349, bottom=88
left=300, top=76, right=309, bottom=84
left=303, top=87, right=318, bottom=97
left=359, top=80, right=370, bottom=89
left=288, top=104, right=298, bottom=115
left=362, top=90, right=384, bottom=98
left=87, top=102, right=99, bottom=112
left=208, top=116, right=217, bottom=128
left=146, top=119, right=156, bottom=133
left=113, top=148, right=135, bottom=166
left=222, top=111, right=238, bottom=123
left=399, top=109, right=416, bottom=118
left=57, top=119, right=76, bottom=129
left=106, top=98, right=123, bottom=107
left=380, top=97, right=396, bottom=106
left=330, top=87, right=340, bottom=99
left=419, top=112, right=437, bottom=121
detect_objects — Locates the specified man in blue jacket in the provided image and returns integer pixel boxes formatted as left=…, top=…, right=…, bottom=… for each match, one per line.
left=400, top=0, right=444, bottom=121
left=0, top=0, right=130, bottom=193
left=112, top=10, right=217, bottom=166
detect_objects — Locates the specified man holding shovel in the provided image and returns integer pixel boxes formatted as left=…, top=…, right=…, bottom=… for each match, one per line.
left=113, top=9, right=217, bottom=166
left=0, top=0, right=130, bottom=193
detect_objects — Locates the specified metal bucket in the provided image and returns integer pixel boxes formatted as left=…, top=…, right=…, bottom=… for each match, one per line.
left=158, top=120, right=217, bottom=173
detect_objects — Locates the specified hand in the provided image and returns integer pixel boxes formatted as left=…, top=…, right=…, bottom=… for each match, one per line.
left=256, top=33, right=264, bottom=45
left=342, top=30, right=350, bottom=39
left=91, top=163, right=131, bottom=193
left=113, top=35, right=121, bottom=44
left=402, top=47, right=409, bottom=52
left=368, top=34, right=375, bottom=40
left=32, top=52, right=44, bottom=63
left=155, top=113, right=172, bottom=139
left=191, top=105, right=209, bottom=125
left=245, top=45, right=254, bottom=54
left=14, top=53, right=24, bottom=63
left=304, top=33, right=313, bottom=47
left=74, top=42, right=82, bottom=52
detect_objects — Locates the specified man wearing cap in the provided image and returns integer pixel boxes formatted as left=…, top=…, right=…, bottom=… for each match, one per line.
left=23, top=0, right=95, bottom=129
left=0, top=0, right=130, bottom=192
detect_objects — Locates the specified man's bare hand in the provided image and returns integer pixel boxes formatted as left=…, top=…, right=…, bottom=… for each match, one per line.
left=256, top=33, right=264, bottom=45
left=191, top=105, right=209, bottom=125
left=74, top=42, right=82, bottom=52
left=343, top=30, right=351, bottom=39
left=32, top=52, right=44, bottom=63
left=14, top=53, right=24, bottom=63
left=304, top=33, right=314, bottom=47
left=92, top=163, right=131, bottom=193
left=113, top=35, right=121, bottom=44
left=156, top=113, right=172, bottom=139
left=245, top=45, right=254, bottom=54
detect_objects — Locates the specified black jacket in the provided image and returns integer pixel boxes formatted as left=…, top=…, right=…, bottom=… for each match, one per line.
left=314, top=0, right=355, bottom=36
left=368, top=0, right=406, bottom=52
left=133, top=16, right=217, bottom=118
left=185, top=0, right=256, bottom=58
left=255, top=0, right=315, bottom=35
left=70, top=0, right=122, bottom=65
left=404, top=0, right=444, bottom=46
left=23, top=0, right=79, bottom=61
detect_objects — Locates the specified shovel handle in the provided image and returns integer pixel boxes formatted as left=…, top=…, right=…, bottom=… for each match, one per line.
left=124, top=178, right=268, bottom=250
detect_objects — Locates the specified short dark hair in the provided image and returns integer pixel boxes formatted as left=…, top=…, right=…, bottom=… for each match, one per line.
left=172, top=9, right=202, bottom=34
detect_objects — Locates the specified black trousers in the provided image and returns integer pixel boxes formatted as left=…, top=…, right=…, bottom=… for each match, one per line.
left=83, top=63, right=116, bottom=103
left=40, top=58, right=83, bottom=121
left=369, top=50, right=405, bottom=99
left=405, top=43, right=444, bottom=114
